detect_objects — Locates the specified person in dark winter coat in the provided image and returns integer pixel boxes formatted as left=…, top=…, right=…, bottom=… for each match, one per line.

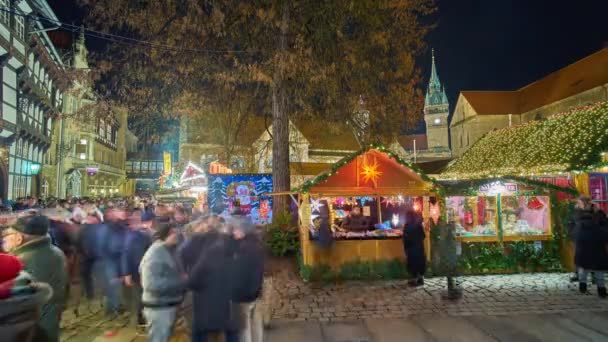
left=575, top=198, right=608, bottom=298
left=122, top=210, right=154, bottom=326
left=77, top=209, right=127, bottom=315
left=403, top=210, right=426, bottom=286
left=184, top=228, right=240, bottom=342
left=3, top=216, right=68, bottom=342
left=231, top=218, right=265, bottom=342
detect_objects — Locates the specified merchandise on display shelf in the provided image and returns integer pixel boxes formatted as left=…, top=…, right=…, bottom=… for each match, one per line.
left=446, top=196, right=498, bottom=237
left=500, top=195, right=550, bottom=236
left=308, top=195, right=421, bottom=240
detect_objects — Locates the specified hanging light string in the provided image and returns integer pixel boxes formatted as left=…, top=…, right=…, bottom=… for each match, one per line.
left=0, top=6, right=253, bottom=54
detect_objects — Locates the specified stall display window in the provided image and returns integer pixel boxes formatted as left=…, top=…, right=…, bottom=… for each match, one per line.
left=590, top=174, right=608, bottom=213
left=447, top=196, right=497, bottom=237
left=500, top=196, right=550, bottom=236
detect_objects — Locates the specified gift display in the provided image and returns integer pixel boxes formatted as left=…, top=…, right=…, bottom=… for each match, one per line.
left=447, top=196, right=497, bottom=237
left=500, top=196, right=550, bottom=236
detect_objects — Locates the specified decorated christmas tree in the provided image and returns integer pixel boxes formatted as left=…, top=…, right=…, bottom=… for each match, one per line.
left=209, top=176, right=227, bottom=213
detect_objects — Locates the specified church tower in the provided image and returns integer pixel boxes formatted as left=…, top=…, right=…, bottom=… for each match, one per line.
left=423, top=49, right=450, bottom=151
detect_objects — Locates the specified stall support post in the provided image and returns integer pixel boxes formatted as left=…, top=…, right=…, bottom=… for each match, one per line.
left=376, top=196, right=382, bottom=224
left=423, top=196, right=432, bottom=262
left=299, top=193, right=312, bottom=266
left=497, top=194, right=503, bottom=244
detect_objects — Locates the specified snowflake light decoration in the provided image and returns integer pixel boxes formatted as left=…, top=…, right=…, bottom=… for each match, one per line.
left=381, top=197, right=395, bottom=207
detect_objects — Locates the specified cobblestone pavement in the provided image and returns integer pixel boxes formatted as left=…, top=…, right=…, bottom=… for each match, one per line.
left=270, top=273, right=608, bottom=322
left=61, top=272, right=608, bottom=341
left=267, top=312, right=608, bottom=342
left=60, top=298, right=134, bottom=342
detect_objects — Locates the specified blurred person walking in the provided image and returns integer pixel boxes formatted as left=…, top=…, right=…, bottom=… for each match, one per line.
left=122, top=210, right=154, bottom=327
left=140, top=222, right=186, bottom=342
left=230, top=214, right=265, bottom=342
left=185, top=218, right=240, bottom=342
left=2, top=215, right=68, bottom=342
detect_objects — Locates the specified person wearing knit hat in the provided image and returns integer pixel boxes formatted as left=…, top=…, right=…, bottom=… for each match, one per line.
left=2, top=215, right=68, bottom=342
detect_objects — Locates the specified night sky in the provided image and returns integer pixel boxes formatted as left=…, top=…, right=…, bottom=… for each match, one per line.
left=51, top=0, right=608, bottom=117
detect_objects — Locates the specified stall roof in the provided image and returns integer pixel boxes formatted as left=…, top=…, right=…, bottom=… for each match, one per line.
left=437, top=177, right=578, bottom=196
left=296, top=145, right=436, bottom=196
left=442, top=101, right=608, bottom=179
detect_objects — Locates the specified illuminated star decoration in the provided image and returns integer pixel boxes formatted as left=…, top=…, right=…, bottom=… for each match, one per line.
left=311, top=198, right=325, bottom=213
left=361, top=156, right=382, bottom=187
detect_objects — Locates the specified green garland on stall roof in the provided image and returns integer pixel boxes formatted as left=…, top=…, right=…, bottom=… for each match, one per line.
left=438, top=176, right=579, bottom=197
left=295, top=143, right=438, bottom=193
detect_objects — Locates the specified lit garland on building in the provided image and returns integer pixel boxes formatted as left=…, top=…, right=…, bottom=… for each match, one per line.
left=441, top=101, right=608, bottom=180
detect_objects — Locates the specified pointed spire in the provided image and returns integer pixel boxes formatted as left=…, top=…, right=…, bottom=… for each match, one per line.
left=425, top=48, right=448, bottom=108
left=78, top=25, right=85, bottom=46
left=73, top=25, right=89, bottom=69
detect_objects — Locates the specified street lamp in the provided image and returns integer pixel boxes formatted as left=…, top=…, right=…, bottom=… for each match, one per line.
left=30, top=163, right=41, bottom=175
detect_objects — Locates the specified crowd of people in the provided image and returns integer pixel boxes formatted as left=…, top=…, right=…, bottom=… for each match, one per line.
left=0, top=197, right=265, bottom=342
left=1, top=193, right=607, bottom=342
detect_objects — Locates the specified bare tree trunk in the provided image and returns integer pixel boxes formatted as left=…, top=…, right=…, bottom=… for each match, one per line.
left=272, top=3, right=290, bottom=214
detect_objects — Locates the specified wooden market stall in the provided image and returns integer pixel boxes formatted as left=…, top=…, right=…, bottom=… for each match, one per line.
left=438, top=178, right=577, bottom=243
left=294, top=146, right=438, bottom=271
left=440, top=102, right=608, bottom=270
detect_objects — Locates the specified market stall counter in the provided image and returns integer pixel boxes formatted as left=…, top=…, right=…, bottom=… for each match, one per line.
left=293, top=147, right=438, bottom=271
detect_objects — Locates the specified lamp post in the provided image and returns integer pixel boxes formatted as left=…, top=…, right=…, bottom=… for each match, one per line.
left=30, top=163, right=41, bottom=175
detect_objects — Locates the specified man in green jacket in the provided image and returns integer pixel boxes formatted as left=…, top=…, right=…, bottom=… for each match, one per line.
left=2, top=215, right=68, bottom=342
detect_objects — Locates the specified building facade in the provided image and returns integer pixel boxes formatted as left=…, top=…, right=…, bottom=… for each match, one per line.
left=0, top=0, right=66, bottom=200
left=451, top=48, right=608, bottom=158
left=42, top=30, right=133, bottom=198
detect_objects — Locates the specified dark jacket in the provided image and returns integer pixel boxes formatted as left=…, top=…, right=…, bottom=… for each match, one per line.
left=186, top=231, right=240, bottom=332
left=49, top=220, right=75, bottom=257
left=121, top=229, right=152, bottom=284
left=232, top=233, right=265, bottom=303
left=78, top=223, right=128, bottom=266
left=575, top=209, right=608, bottom=271
left=12, top=237, right=68, bottom=342
left=402, top=213, right=426, bottom=277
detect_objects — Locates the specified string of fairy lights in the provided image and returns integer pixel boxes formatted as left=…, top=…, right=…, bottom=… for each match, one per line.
left=440, top=101, right=608, bottom=180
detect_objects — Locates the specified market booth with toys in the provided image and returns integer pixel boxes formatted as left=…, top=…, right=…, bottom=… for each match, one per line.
left=294, top=146, right=440, bottom=271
